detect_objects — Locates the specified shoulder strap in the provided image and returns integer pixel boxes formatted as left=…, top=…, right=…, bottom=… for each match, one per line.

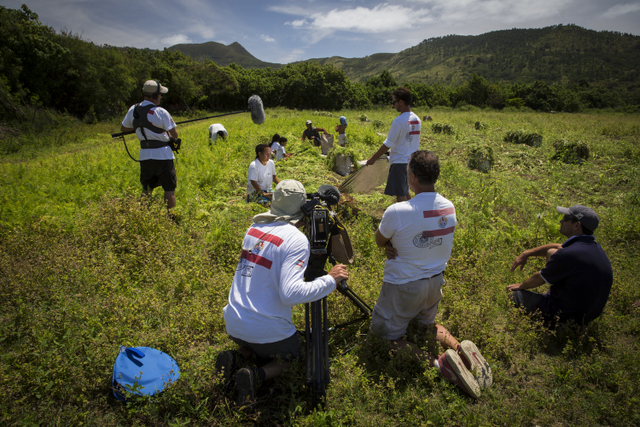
left=132, top=104, right=166, bottom=135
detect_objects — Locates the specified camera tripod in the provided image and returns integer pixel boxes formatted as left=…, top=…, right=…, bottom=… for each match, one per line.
left=304, top=251, right=372, bottom=408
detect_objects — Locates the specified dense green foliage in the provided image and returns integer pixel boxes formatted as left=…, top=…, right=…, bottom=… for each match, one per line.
left=2, top=4, right=639, bottom=135
left=1, top=104, right=639, bottom=426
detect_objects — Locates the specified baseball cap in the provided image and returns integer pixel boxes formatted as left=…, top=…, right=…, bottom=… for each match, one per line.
left=557, top=205, right=599, bottom=232
left=142, top=80, right=169, bottom=96
left=306, top=120, right=312, bottom=125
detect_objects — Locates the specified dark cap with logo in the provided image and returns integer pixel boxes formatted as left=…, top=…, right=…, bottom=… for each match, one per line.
left=557, top=205, right=599, bottom=232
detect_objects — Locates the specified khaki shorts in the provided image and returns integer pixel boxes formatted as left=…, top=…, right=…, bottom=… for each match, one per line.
left=370, top=273, right=444, bottom=340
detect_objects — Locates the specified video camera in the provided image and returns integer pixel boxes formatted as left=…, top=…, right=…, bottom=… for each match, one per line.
left=301, top=185, right=341, bottom=261
left=300, top=185, right=371, bottom=408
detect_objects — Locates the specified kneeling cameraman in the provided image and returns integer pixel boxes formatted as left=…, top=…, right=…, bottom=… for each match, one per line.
left=217, top=180, right=348, bottom=406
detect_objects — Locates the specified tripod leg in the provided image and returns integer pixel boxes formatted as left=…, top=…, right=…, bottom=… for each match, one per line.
left=309, top=299, right=327, bottom=407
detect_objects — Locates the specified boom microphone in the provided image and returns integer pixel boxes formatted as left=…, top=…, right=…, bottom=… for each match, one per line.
left=110, top=95, right=265, bottom=139
left=248, top=95, right=265, bottom=125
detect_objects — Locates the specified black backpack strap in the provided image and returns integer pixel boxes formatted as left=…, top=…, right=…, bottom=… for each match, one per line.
left=132, top=104, right=169, bottom=149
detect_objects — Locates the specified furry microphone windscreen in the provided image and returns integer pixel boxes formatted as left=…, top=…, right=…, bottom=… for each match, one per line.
left=248, top=95, right=265, bottom=125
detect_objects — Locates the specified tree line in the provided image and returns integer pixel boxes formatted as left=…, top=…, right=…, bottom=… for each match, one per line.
left=1, top=5, right=638, bottom=130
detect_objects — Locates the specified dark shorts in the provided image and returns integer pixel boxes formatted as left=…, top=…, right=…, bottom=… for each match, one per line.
left=140, top=159, right=177, bottom=192
left=385, top=163, right=409, bottom=197
left=511, top=290, right=546, bottom=313
left=230, top=332, right=302, bottom=361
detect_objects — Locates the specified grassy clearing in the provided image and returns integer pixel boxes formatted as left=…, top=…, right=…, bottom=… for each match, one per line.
left=1, top=107, right=639, bottom=426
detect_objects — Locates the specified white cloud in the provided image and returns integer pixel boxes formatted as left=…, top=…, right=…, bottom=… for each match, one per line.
left=261, top=34, right=276, bottom=42
left=161, top=34, right=193, bottom=46
left=310, top=4, right=433, bottom=33
left=603, top=2, right=640, bottom=18
left=288, top=19, right=309, bottom=28
left=279, top=48, right=306, bottom=63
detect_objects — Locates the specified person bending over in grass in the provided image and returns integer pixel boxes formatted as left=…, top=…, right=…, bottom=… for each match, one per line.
left=216, top=180, right=349, bottom=407
left=370, top=150, right=492, bottom=399
left=121, top=80, right=179, bottom=211
left=246, top=144, right=279, bottom=205
left=508, top=205, right=613, bottom=325
left=208, top=123, right=228, bottom=144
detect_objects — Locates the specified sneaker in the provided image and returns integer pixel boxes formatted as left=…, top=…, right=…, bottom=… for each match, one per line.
left=215, top=350, right=241, bottom=385
left=236, top=367, right=258, bottom=406
left=459, top=340, right=493, bottom=388
left=437, top=349, right=481, bottom=399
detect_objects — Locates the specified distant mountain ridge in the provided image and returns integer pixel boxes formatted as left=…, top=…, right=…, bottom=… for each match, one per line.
left=167, top=41, right=282, bottom=69
left=170, top=25, right=640, bottom=87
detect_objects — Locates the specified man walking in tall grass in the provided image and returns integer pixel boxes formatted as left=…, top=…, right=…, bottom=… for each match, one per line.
left=121, top=80, right=179, bottom=211
left=508, top=205, right=613, bottom=325
left=366, top=87, right=421, bottom=203
left=370, top=150, right=492, bottom=399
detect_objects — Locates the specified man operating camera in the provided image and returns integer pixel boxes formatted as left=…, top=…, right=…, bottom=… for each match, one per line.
left=216, top=180, right=348, bottom=406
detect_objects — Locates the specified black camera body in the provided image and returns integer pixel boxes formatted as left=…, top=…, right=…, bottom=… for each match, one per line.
left=301, top=185, right=341, bottom=280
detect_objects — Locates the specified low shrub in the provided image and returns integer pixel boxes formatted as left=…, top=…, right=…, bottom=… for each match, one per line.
left=551, top=139, right=590, bottom=164
left=504, top=129, right=543, bottom=147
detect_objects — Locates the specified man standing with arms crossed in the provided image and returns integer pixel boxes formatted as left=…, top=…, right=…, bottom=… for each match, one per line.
left=370, top=151, right=492, bottom=399
left=121, top=80, right=179, bottom=211
left=367, top=87, right=421, bottom=202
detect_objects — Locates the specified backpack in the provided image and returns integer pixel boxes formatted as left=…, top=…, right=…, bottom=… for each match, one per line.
left=112, top=346, right=181, bottom=401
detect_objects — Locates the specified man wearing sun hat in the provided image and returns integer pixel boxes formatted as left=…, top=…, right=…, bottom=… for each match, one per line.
left=121, top=80, right=179, bottom=210
left=508, top=204, right=613, bottom=325
left=217, top=180, right=349, bottom=406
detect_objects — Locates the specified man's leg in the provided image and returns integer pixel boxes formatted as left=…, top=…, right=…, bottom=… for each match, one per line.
left=164, top=191, right=176, bottom=209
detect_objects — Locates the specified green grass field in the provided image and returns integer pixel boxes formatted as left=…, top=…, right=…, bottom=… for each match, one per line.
left=1, top=106, right=639, bottom=426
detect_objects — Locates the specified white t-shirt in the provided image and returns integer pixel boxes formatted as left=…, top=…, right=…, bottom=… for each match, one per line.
left=384, top=111, right=421, bottom=165
left=223, top=221, right=337, bottom=343
left=270, top=142, right=282, bottom=160
left=271, top=142, right=287, bottom=161
left=247, top=158, right=277, bottom=194
left=208, top=123, right=228, bottom=142
left=378, top=192, right=456, bottom=284
left=121, top=100, right=176, bottom=161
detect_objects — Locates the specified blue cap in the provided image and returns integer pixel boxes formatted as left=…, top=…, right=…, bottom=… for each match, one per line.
left=340, top=116, right=347, bottom=126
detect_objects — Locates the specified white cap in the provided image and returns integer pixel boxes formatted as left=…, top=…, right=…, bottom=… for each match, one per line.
left=142, top=80, right=168, bottom=96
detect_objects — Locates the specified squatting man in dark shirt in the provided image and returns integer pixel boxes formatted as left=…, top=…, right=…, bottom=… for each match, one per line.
left=508, top=205, right=613, bottom=325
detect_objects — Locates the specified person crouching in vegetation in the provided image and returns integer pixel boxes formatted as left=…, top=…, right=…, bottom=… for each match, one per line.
left=208, top=123, right=228, bottom=144
left=217, top=180, right=349, bottom=406
left=301, top=120, right=326, bottom=147
left=370, top=151, right=492, bottom=399
left=247, top=144, right=279, bottom=204
left=272, top=137, right=292, bottom=161
left=508, top=205, right=613, bottom=326
left=335, top=116, right=347, bottom=147
left=121, top=80, right=179, bottom=211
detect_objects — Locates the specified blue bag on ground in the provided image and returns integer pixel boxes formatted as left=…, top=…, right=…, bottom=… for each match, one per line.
left=112, top=346, right=180, bottom=401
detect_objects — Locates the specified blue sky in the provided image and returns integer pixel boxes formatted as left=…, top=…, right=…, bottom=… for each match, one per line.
left=2, top=0, right=639, bottom=64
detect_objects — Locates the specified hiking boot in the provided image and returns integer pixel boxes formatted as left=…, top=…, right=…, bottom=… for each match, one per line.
left=236, top=367, right=258, bottom=406
left=459, top=340, right=493, bottom=388
left=437, top=349, right=481, bottom=399
left=215, top=350, right=241, bottom=385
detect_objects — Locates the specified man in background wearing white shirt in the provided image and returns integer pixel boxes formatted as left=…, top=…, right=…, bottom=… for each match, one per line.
left=121, top=80, right=179, bottom=210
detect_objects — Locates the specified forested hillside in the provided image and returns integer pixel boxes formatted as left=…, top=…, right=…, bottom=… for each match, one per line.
left=1, top=4, right=639, bottom=148
left=311, top=25, right=640, bottom=88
